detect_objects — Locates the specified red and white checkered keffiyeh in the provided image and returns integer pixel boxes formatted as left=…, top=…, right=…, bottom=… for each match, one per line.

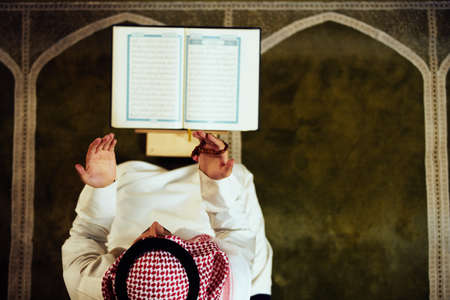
left=101, top=234, right=230, bottom=300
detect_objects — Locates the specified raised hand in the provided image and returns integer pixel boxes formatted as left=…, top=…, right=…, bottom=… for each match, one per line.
left=192, top=131, right=234, bottom=180
left=75, top=133, right=118, bottom=188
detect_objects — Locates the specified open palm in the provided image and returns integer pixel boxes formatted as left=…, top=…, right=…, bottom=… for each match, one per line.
left=75, top=133, right=117, bottom=188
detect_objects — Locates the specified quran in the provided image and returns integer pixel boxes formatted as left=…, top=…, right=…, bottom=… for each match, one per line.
left=112, top=26, right=260, bottom=131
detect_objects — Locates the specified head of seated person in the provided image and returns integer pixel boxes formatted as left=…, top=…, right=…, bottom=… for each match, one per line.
left=102, top=221, right=230, bottom=299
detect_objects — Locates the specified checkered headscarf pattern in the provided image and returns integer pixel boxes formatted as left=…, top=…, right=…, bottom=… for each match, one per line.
left=101, top=234, right=230, bottom=300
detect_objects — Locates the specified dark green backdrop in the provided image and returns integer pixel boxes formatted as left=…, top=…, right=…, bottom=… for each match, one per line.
left=0, top=63, right=14, bottom=300
left=30, top=21, right=427, bottom=299
left=243, top=22, right=427, bottom=299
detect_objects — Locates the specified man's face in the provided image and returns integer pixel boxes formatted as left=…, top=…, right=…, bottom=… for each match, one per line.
left=132, top=221, right=171, bottom=245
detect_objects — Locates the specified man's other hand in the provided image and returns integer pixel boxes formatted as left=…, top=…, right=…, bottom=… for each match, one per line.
left=192, top=131, right=234, bottom=180
left=75, top=133, right=117, bottom=188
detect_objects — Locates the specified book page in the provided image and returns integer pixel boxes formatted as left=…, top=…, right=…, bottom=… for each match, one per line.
left=112, top=27, right=184, bottom=129
left=185, top=35, right=240, bottom=123
left=183, top=28, right=260, bottom=131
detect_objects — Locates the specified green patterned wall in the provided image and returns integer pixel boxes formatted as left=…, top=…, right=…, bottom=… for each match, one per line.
left=0, top=63, right=13, bottom=300
left=32, top=20, right=429, bottom=299
left=243, top=22, right=427, bottom=299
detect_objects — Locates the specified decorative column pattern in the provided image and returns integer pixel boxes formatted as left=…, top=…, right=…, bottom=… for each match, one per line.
left=437, top=53, right=450, bottom=300
left=427, top=8, right=441, bottom=299
left=428, top=6, right=450, bottom=298
left=0, top=2, right=448, bottom=11
left=8, top=9, right=32, bottom=300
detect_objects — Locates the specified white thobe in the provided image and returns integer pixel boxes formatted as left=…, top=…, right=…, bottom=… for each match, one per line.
left=62, top=161, right=273, bottom=299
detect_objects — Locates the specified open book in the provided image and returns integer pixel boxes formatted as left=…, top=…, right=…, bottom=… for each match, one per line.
left=112, top=26, right=260, bottom=131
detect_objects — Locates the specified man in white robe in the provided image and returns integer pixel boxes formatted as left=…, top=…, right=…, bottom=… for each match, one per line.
left=62, top=131, right=273, bottom=299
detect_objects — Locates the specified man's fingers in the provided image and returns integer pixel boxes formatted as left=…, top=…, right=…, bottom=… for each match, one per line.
left=97, top=134, right=110, bottom=152
left=192, top=130, right=207, bottom=143
left=94, top=136, right=106, bottom=153
left=192, top=130, right=204, bottom=138
left=103, top=133, right=114, bottom=150
left=205, top=133, right=222, bottom=149
left=192, top=131, right=223, bottom=150
left=193, top=131, right=216, bottom=150
left=88, top=138, right=101, bottom=153
left=75, top=164, right=88, bottom=182
left=108, top=138, right=117, bottom=152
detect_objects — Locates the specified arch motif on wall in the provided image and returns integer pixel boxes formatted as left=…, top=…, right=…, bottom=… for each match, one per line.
left=438, top=54, right=450, bottom=102
left=260, top=11, right=445, bottom=299
left=437, top=53, right=450, bottom=295
left=0, top=47, right=28, bottom=300
left=29, top=12, right=238, bottom=161
left=0, top=47, right=26, bottom=300
left=31, top=12, right=164, bottom=76
left=29, top=12, right=238, bottom=162
left=261, top=12, right=429, bottom=74
left=9, top=12, right=167, bottom=300
left=0, top=49, right=21, bottom=79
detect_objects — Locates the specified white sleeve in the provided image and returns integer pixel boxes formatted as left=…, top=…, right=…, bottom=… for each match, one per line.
left=199, top=164, right=273, bottom=296
left=61, top=182, right=124, bottom=300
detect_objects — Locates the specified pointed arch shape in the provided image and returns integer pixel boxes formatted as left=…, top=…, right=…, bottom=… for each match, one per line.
left=30, top=12, right=164, bottom=78
left=0, top=48, right=22, bottom=80
left=438, top=54, right=450, bottom=132
left=437, top=54, right=450, bottom=246
left=439, top=53, right=450, bottom=76
left=261, top=11, right=441, bottom=299
left=18, top=12, right=164, bottom=300
left=261, top=12, right=429, bottom=76
left=0, top=48, right=26, bottom=300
